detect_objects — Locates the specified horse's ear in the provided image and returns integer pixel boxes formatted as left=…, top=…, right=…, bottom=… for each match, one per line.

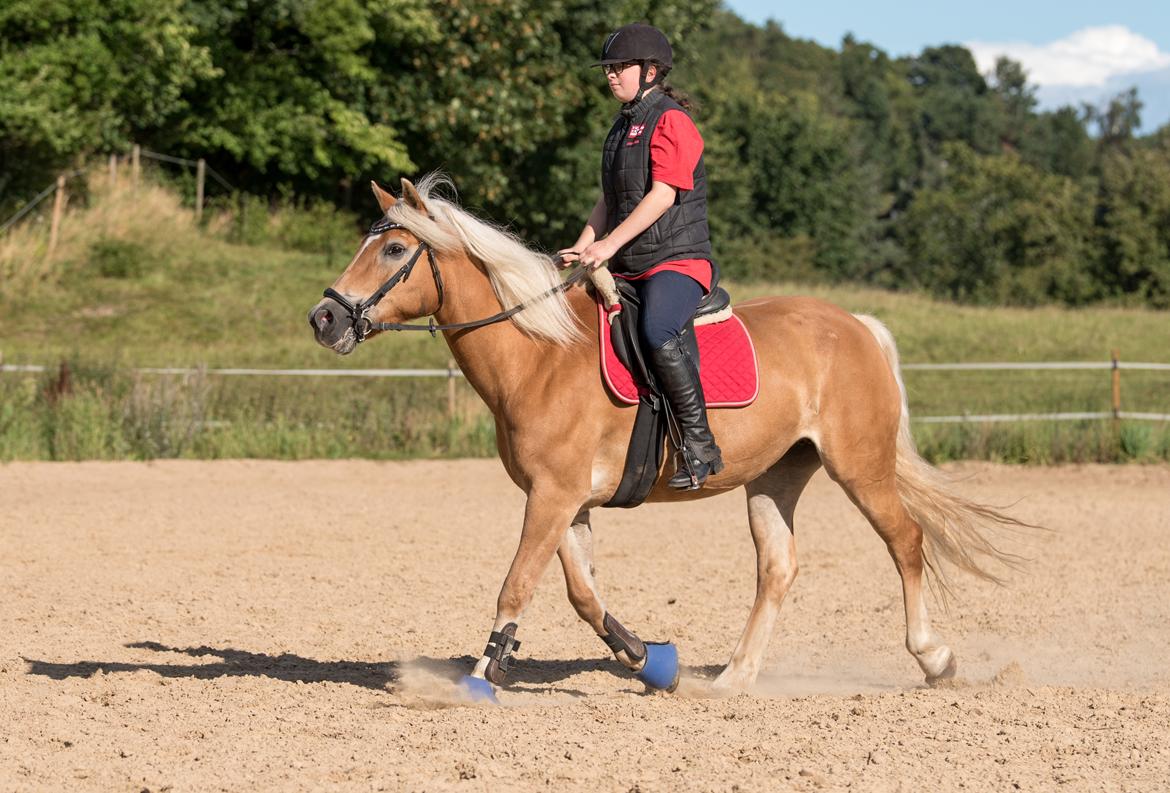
left=400, top=178, right=428, bottom=215
left=370, top=180, right=396, bottom=212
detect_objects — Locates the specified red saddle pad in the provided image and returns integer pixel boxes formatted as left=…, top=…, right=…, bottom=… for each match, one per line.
left=598, top=302, right=760, bottom=407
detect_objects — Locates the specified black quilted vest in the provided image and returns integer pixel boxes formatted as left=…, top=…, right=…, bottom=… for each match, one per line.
left=601, top=90, right=712, bottom=275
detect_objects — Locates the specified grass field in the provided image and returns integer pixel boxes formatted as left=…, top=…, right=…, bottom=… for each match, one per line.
left=1, top=175, right=1167, bottom=462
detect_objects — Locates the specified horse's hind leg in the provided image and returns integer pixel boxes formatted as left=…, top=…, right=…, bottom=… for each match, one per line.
left=713, top=441, right=821, bottom=691
left=824, top=460, right=956, bottom=683
left=558, top=510, right=657, bottom=674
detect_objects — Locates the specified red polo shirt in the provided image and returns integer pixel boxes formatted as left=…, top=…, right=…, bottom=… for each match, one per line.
left=614, top=108, right=712, bottom=292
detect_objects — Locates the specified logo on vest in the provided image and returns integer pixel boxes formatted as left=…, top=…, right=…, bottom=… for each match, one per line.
left=626, top=123, right=647, bottom=146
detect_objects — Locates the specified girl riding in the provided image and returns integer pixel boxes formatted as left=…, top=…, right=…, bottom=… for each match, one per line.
left=560, top=23, right=723, bottom=490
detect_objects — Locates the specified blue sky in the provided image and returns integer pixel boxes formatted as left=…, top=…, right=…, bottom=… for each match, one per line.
left=724, top=1, right=1170, bottom=131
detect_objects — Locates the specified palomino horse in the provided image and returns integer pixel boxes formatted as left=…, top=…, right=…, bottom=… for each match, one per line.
left=308, top=175, right=1024, bottom=700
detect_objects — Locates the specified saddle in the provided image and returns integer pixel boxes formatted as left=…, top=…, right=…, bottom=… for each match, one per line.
left=590, top=265, right=759, bottom=508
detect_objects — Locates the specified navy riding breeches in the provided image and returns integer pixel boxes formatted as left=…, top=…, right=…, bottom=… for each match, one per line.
left=631, top=270, right=705, bottom=350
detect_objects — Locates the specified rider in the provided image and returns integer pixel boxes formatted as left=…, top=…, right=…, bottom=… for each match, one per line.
left=559, top=23, right=723, bottom=490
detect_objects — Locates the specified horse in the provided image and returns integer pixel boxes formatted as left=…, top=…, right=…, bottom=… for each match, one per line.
left=308, top=174, right=1026, bottom=701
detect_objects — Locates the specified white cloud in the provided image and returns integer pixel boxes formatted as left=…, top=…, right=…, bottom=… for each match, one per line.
left=966, top=25, right=1170, bottom=88
left=1036, top=67, right=1170, bottom=132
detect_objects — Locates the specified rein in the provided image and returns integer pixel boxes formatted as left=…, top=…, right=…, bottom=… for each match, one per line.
left=323, top=220, right=588, bottom=341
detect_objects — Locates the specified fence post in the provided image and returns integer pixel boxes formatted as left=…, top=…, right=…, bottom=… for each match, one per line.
left=195, top=158, right=206, bottom=223
left=1111, top=349, right=1121, bottom=421
left=47, top=175, right=67, bottom=259
left=131, top=145, right=141, bottom=189
left=109, top=153, right=118, bottom=189
left=447, top=358, right=457, bottom=419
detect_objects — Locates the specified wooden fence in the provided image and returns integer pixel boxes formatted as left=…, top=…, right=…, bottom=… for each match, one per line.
left=900, top=352, right=1170, bottom=422
left=2, top=356, right=1167, bottom=423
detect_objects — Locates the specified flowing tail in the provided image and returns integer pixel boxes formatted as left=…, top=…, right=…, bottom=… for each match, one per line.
left=853, top=314, right=1036, bottom=604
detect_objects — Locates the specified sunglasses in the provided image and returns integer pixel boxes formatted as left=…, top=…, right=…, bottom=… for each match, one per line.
left=602, top=61, right=639, bottom=77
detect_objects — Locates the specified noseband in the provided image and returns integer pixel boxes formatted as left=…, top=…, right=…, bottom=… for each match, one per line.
left=322, top=217, right=588, bottom=341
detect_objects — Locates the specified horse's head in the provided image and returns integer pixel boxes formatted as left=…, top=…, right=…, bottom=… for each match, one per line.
left=310, top=173, right=584, bottom=355
left=308, top=179, right=442, bottom=355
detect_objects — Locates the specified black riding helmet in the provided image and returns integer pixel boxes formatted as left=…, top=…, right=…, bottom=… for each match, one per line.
left=593, top=24, right=673, bottom=109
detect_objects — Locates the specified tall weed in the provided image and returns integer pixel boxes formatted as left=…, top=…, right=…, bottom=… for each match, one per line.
left=0, top=365, right=497, bottom=461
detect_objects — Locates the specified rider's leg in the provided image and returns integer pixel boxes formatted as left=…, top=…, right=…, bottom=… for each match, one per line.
left=635, top=271, right=723, bottom=489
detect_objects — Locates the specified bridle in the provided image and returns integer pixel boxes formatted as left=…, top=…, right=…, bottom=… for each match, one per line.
left=322, top=218, right=588, bottom=342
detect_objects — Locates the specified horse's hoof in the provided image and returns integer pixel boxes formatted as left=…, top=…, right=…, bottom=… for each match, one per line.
left=638, top=642, right=679, bottom=692
left=459, top=675, right=499, bottom=703
left=710, top=668, right=751, bottom=694
left=925, top=652, right=958, bottom=687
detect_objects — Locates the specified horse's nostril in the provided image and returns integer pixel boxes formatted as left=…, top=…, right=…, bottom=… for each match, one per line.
left=315, top=309, right=333, bottom=330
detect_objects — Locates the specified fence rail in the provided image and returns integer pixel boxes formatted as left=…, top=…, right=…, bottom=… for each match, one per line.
left=0, top=364, right=463, bottom=378
left=916, top=411, right=1170, bottom=423
left=2, top=358, right=1167, bottom=424
left=5, top=361, right=1166, bottom=377
left=902, top=361, right=1170, bottom=371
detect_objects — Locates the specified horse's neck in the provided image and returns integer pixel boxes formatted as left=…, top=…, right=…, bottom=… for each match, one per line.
left=436, top=263, right=567, bottom=414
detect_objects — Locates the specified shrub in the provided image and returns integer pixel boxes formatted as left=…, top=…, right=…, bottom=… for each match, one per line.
left=90, top=238, right=149, bottom=279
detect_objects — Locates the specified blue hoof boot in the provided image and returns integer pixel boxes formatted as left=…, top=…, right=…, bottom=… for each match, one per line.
left=459, top=675, right=498, bottom=704
left=637, top=642, right=679, bottom=692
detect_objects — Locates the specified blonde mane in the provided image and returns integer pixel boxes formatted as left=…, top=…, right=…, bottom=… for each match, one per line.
left=383, top=174, right=583, bottom=346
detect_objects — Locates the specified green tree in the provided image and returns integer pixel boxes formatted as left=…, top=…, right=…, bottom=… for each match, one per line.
left=990, top=56, right=1036, bottom=149
left=170, top=0, right=432, bottom=196
left=1093, top=145, right=1170, bottom=306
left=1020, top=107, right=1094, bottom=179
left=1087, top=87, right=1143, bottom=148
left=837, top=34, right=917, bottom=200
left=0, top=0, right=215, bottom=202
left=896, top=143, right=1097, bottom=304
left=903, top=45, right=1001, bottom=155
left=742, top=92, right=873, bottom=279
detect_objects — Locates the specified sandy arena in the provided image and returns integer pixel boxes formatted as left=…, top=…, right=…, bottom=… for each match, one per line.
left=2, top=460, right=1168, bottom=791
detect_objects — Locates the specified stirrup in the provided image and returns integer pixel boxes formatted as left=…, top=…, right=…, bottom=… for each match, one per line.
left=669, top=451, right=715, bottom=490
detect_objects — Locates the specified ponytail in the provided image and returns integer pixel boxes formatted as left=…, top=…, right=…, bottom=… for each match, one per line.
left=659, top=83, right=695, bottom=113
left=646, top=61, right=693, bottom=112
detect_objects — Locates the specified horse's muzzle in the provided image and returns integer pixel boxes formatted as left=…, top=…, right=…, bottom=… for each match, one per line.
left=308, top=297, right=355, bottom=353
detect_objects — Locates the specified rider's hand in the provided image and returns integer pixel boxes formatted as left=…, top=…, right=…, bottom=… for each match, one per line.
left=579, top=239, right=618, bottom=271
left=555, top=249, right=580, bottom=269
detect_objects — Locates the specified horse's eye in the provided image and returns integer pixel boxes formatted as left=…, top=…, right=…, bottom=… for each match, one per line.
left=384, top=242, right=407, bottom=258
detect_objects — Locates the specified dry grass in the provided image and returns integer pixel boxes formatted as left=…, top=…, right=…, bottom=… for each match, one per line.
left=0, top=171, right=198, bottom=300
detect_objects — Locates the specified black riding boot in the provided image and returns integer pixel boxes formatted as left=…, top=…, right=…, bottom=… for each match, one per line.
left=651, top=333, right=724, bottom=489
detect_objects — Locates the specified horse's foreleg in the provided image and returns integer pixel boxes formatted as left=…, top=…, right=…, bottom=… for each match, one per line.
left=467, top=489, right=580, bottom=689
left=557, top=510, right=649, bottom=673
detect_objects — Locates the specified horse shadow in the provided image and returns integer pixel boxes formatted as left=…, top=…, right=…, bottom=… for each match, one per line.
left=24, top=645, right=901, bottom=698
left=22, top=641, right=624, bottom=697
